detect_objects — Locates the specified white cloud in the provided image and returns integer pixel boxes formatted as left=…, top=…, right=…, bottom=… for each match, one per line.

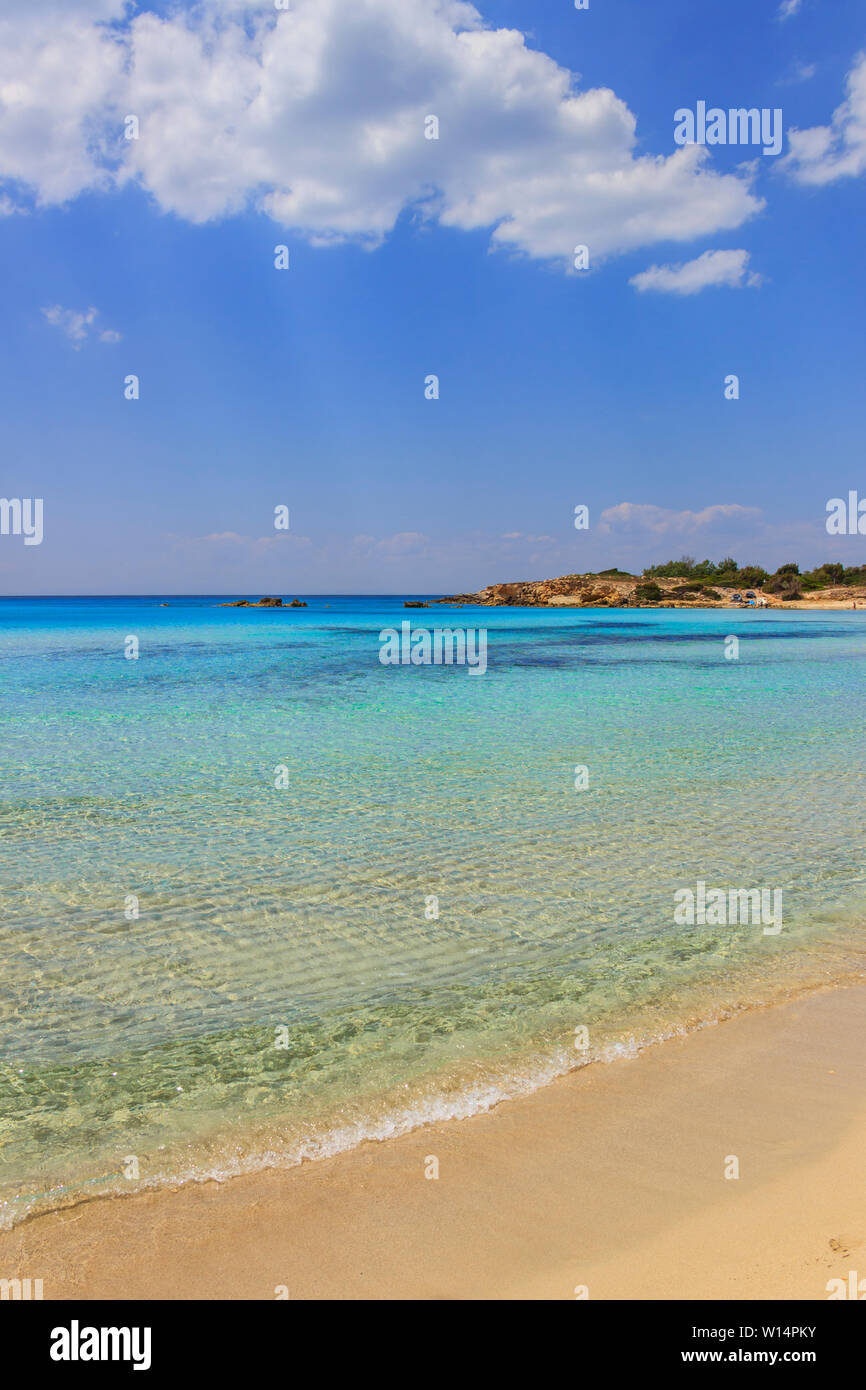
left=777, top=60, right=816, bottom=87
left=629, top=248, right=762, bottom=295
left=164, top=529, right=313, bottom=558
left=501, top=531, right=556, bottom=542
left=0, top=2, right=127, bottom=205
left=782, top=51, right=866, bottom=184
left=0, top=0, right=763, bottom=267
left=41, top=304, right=121, bottom=347
left=777, top=0, right=803, bottom=20
left=371, top=531, right=430, bottom=558
left=598, top=503, right=762, bottom=537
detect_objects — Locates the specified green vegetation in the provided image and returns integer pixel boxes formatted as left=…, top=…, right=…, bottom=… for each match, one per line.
left=634, top=581, right=663, bottom=602
left=643, top=556, right=866, bottom=592
left=644, top=555, right=743, bottom=582
left=673, top=583, right=723, bottom=601
left=598, top=567, right=635, bottom=578
left=763, top=563, right=801, bottom=600
left=799, top=561, right=866, bottom=589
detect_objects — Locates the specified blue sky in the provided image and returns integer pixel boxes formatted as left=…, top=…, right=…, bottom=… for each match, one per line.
left=1, top=0, right=864, bottom=594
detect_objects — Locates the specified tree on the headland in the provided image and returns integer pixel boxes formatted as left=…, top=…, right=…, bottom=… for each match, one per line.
left=735, top=566, right=770, bottom=588
left=641, top=557, right=866, bottom=591
left=644, top=556, right=743, bottom=582
left=644, top=555, right=709, bottom=579
left=817, top=563, right=845, bottom=584
left=799, top=561, right=866, bottom=589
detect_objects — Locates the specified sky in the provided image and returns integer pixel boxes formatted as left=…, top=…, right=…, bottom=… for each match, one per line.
left=0, top=0, right=864, bottom=595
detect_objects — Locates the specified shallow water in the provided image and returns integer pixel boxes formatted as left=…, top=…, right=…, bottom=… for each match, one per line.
left=1, top=597, right=865, bottom=1223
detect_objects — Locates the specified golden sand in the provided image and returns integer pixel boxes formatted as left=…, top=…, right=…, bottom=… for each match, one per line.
left=2, top=984, right=864, bottom=1300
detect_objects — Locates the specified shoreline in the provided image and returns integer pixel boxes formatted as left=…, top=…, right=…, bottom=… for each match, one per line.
left=435, top=571, right=866, bottom=611
left=435, top=599, right=864, bottom=610
left=3, top=980, right=865, bottom=1300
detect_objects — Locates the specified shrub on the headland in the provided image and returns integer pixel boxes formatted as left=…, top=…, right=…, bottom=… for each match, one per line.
left=765, top=576, right=802, bottom=600
left=764, top=564, right=800, bottom=596
left=673, top=583, right=718, bottom=599
left=635, top=581, right=663, bottom=602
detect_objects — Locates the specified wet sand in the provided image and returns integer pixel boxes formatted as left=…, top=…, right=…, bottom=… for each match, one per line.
left=2, top=983, right=865, bottom=1300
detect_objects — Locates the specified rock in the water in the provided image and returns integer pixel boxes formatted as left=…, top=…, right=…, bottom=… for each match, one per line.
left=221, top=596, right=307, bottom=609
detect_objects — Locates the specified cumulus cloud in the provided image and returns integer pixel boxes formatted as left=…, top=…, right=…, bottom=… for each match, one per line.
left=629, top=248, right=761, bottom=295
left=41, top=304, right=121, bottom=347
left=782, top=51, right=866, bottom=184
left=0, top=2, right=127, bottom=205
left=0, top=0, right=763, bottom=266
left=777, top=0, right=803, bottom=20
left=598, top=503, right=762, bottom=537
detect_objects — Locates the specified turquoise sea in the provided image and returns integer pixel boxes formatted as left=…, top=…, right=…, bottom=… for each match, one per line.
left=1, top=596, right=865, bottom=1226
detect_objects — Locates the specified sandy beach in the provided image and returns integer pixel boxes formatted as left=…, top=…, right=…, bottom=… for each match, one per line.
left=2, top=982, right=864, bottom=1301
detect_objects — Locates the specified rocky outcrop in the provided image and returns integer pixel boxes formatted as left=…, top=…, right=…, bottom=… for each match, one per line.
left=219, top=597, right=308, bottom=608
left=435, top=573, right=759, bottom=608
left=435, top=574, right=637, bottom=607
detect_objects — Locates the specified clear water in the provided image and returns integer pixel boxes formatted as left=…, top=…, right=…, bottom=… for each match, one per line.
left=1, top=597, right=865, bottom=1224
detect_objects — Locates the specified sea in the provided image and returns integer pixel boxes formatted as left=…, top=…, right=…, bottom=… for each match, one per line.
left=1, top=596, right=864, bottom=1226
